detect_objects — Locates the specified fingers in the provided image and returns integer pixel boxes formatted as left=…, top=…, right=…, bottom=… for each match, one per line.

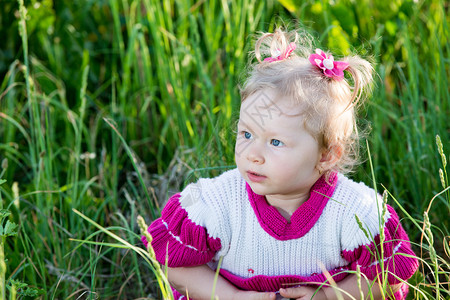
left=279, top=286, right=327, bottom=300
left=238, top=291, right=276, bottom=300
left=263, top=292, right=277, bottom=300
left=253, top=291, right=276, bottom=300
left=279, top=287, right=305, bottom=299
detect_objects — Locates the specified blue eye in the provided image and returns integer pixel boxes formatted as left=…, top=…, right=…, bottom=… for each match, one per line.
left=244, top=131, right=252, bottom=139
left=270, top=139, right=284, bottom=147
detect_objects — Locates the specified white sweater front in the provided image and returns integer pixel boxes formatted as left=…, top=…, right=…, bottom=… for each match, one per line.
left=146, top=168, right=418, bottom=296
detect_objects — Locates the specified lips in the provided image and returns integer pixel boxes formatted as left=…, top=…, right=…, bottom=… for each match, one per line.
left=247, top=171, right=267, bottom=183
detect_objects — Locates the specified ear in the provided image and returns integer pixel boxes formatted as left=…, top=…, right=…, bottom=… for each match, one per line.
left=317, top=144, right=343, bottom=171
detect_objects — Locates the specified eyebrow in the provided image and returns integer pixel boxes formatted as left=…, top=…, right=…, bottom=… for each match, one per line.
left=236, top=120, right=252, bottom=131
left=237, top=120, right=295, bottom=140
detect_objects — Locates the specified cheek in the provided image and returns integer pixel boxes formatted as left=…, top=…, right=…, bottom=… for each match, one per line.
left=234, top=140, right=249, bottom=163
left=284, top=149, right=320, bottom=169
left=235, top=134, right=251, bottom=156
left=234, top=147, right=241, bottom=164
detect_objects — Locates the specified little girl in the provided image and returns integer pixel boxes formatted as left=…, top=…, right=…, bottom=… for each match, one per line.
left=143, top=28, right=419, bottom=299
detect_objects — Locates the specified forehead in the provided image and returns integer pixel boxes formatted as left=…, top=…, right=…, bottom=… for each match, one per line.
left=239, top=88, right=303, bottom=129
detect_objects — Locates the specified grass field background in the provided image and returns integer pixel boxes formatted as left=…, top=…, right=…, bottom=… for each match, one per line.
left=0, top=0, right=449, bottom=298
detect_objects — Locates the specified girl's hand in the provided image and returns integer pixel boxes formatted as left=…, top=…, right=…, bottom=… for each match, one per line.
left=233, top=290, right=276, bottom=300
left=278, top=286, right=327, bottom=300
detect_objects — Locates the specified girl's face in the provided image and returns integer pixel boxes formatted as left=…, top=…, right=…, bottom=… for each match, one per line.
left=235, top=88, right=324, bottom=203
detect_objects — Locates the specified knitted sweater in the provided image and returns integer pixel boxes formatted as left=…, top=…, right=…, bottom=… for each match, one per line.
left=143, top=169, right=418, bottom=299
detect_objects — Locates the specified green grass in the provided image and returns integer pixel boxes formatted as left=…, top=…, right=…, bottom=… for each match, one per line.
left=0, top=0, right=449, bottom=298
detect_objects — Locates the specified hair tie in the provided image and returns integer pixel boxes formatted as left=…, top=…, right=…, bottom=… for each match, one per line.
left=264, top=42, right=296, bottom=63
left=309, top=49, right=349, bottom=81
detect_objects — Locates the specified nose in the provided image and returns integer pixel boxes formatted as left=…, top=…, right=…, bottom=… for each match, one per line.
left=246, top=143, right=265, bottom=164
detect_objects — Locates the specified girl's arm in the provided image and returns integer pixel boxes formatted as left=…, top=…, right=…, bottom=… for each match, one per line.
left=279, top=274, right=402, bottom=300
left=168, top=265, right=276, bottom=300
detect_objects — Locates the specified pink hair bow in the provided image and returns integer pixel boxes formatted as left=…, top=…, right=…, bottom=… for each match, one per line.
left=264, top=42, right=296, bottom=62
left=309, top=49, right=349, bottom=81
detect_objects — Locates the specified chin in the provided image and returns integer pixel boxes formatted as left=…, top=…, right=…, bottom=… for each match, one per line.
left=246, top=183, right=269, bottom=196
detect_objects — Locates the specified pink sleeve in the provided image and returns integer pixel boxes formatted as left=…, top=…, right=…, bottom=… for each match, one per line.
left=142, top=193, right=222, bottom=267
left=342, top=205, right=419, bottom=285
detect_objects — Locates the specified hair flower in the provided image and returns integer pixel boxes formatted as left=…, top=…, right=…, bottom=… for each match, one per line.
left=264, top=42, right=296, bottom=63
left=309, top=49, right=349, bottom=81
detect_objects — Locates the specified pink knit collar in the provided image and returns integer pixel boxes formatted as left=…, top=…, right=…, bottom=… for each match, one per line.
left=246, top=173, right=338, bottom=240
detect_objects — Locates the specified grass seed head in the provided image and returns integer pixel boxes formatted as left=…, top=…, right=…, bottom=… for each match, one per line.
left=439, top=168, right=446, bottom=188
left=436, top=135, right=447, bottom=168
left=137, top=216, right=156, bottom=258
left=423, top=211, right=433, bottom=246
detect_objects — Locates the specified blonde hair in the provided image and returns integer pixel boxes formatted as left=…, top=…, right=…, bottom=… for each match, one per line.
left=240, top=28, right=374, bottom=176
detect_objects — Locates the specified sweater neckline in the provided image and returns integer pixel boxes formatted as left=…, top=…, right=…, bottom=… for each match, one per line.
left=246, top=173, right=338, bottom=241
